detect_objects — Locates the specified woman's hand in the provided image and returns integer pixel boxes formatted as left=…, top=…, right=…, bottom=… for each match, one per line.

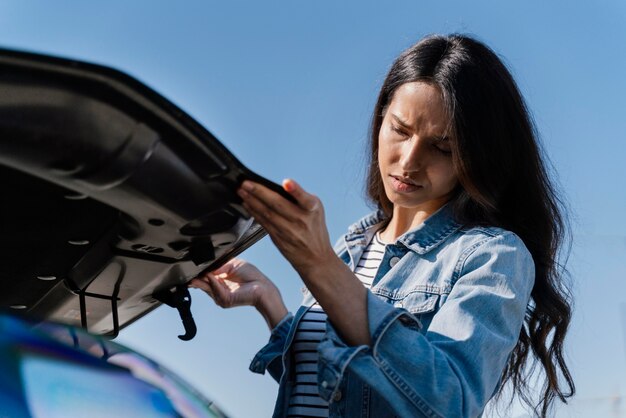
left=237, top=179, right=335, bottom=278
left=238, top=179, right=372, bottom=346
left=189, top=258, right=287, bottom=329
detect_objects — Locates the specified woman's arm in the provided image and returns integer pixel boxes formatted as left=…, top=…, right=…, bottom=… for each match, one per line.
left=318, top=232, right=534, bottom=417
left=237, top=179, right=372, bottom=345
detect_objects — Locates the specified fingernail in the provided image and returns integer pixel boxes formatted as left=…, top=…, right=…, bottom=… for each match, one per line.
left=242, top=181, right=254, bottom=191
left=238, top=188, right=249, bottom=198
left=282, top=179, right=295, bottom=192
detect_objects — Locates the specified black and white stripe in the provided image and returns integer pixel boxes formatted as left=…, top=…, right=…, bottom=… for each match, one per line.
left=354, top=232, right=386, bottom=288
left=287, top=232, right=386, bottom=417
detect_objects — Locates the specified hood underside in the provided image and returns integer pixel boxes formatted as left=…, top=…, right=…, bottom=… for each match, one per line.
left=0, top=48, right=283, bottom=337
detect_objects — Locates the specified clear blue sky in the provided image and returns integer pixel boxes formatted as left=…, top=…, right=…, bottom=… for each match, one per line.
left=2, top=1, right=625, bottom=417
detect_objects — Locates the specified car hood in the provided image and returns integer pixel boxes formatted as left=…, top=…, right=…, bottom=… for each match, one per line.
left=0, top=48, right=281, bottom=337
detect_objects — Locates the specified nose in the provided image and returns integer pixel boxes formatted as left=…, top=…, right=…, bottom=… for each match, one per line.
left=399, top=136, right=426, bottom=173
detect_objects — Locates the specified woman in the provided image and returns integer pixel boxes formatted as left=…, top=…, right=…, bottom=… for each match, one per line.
left=190, top=34, right=575, bottom=417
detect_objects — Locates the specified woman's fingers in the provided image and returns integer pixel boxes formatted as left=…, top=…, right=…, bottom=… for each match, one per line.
left=238, top=180, right=315, bottom=231
left=240, top=190, right=297, bottom=235
left=203, top=275, right=228, bottom=308
left=210, top=258, right=238, bottom=276
left=189, top=276, right=214, bottom=298
left=239, top=181, right=301, bottom=222
left=282, top=178, right=320, bottom=212
left=189, top=274, right=233, bottom=307
left=242, top=197, right=293, bottom=242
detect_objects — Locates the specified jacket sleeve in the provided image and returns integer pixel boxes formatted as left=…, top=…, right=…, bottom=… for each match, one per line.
left=317, top=232, right=535, bottom=418
left=249, top=312, right=293, bottom=383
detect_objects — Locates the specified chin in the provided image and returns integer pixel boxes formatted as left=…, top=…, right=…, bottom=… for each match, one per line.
left=387, top=192, right=454, bottom=213
left=387, top=195, right=425, bottom=209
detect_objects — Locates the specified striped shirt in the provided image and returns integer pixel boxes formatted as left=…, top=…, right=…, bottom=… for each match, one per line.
left=287, top=232, right=387, bottom=418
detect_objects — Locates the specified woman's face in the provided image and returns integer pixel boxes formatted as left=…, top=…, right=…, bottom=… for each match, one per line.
left=378, top=82, right=458, bottom=216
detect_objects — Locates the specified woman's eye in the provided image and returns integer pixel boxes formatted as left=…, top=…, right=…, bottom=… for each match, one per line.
left=434, top=143, right=452, bottom=155
left=432, top=138, right=452, bottom=155
left=391, top=125, right=407, bottom=136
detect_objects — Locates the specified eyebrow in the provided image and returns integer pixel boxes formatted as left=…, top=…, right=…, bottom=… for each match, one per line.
left=391, top=114, right=450, bottom=141
left=391, top=114, right=412, bottom=129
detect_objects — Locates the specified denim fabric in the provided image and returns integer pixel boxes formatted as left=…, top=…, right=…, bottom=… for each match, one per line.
left=250, top=204, right=534, bottom=418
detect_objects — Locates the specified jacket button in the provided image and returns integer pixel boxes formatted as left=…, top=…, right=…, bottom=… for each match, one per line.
left=332, top=390, right=342, bottom=401
left=389, top=256, right=400, bottom=267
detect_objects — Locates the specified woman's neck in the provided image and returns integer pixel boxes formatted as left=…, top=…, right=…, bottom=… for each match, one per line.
left=378, top=201, right=448, bottom=243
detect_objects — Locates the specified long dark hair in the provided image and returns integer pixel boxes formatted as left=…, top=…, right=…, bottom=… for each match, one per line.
left=366, top=34, right=574, bottom=416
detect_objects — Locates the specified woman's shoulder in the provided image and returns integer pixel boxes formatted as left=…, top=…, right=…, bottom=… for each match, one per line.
left=455, top=224, right=528, bottom=250
left=451, top=224, right=534, bottom=272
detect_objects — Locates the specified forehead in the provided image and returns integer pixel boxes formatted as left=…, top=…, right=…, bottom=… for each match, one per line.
left=386, top=82, right=451, bottom=136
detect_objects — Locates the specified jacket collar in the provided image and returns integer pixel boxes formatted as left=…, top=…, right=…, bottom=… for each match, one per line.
left=346, top=204, right=462, bottom=255
left=347, top=209, right=387, bottom=235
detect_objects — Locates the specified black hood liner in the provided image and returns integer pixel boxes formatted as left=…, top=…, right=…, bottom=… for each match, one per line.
left=0, top=48, right=286, bottom=336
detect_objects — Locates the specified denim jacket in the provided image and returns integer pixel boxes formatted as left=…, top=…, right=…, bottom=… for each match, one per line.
left=250, top=204, right=534, bottom=418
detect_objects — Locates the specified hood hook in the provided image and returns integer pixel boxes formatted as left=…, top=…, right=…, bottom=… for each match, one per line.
left=153, top=285, right=197, bottom=341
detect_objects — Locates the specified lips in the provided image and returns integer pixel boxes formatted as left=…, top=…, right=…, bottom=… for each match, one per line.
left=390, top=175, right=421, bottom=193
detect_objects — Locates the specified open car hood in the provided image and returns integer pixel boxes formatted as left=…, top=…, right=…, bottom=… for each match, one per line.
left=0, top=48, right=284, bottom=338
